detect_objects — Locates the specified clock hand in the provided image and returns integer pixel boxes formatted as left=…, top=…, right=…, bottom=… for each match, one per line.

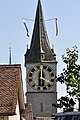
left=40, top=77, right=50, bottom=83
left=40, top=65, right=50, bottom=83
left=40, top=65, right=43, bottom=78
left=42, top=77, right=50, bottom=83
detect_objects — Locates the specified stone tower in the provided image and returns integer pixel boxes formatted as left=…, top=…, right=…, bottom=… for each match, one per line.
left=25, top=0, right=57, bottom=117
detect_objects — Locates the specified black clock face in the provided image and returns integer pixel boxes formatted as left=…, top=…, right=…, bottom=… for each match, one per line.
left=28, top=64, right=55, bottom=91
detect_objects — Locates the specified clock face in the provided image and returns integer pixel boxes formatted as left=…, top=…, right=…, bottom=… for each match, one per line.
left=28, top=64, right=55, bottom=91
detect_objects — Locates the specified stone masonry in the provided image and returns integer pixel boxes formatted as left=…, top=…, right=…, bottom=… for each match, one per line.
left=22, top=103, right=33, bottom=120
left=22, top=103, right=55, bottom=120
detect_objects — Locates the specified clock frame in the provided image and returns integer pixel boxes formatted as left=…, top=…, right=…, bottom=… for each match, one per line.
left=27, top=64, right=55, bottom=91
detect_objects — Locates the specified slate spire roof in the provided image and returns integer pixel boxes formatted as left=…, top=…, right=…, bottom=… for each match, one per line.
left=25, top=0, right=56, bottom=64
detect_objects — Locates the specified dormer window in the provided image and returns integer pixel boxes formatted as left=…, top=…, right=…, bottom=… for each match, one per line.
left=41, top=54, right=43, bottom=59
left=40, top=47, right=45, bottom=60
left=41, top=54, right=45, bottom=60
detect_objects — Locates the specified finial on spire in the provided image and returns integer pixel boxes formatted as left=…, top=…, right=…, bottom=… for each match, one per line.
left=9, top=47, right=12, bottom=65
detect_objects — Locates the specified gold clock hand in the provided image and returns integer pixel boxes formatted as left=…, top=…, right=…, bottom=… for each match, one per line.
left=40, top=65, right=43, bottom=78
left=40, top=77, right=50, bottom=83
left=40, top=66, right=50, bottom=83
left=42, top=77, right=50, bottom=83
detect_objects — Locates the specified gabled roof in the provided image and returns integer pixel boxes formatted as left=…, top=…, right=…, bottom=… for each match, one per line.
left=25, top=0, right=56, bottom=64
left=0, top=64, right=24, bottom=116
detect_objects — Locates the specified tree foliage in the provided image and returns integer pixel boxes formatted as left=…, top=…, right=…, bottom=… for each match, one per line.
left=55, top=46, right=80, bottom=111
left=57, top=45, right=80, bottom=97
left=52, top=96, right=75, bottom=112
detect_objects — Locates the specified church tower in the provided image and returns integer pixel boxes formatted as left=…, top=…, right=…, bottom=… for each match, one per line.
left=25, top=0, right=57, bottom=117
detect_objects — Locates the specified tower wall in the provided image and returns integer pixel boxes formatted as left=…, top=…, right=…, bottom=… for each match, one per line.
left=27, top=92, right=57, bottom=117
left=24, top=0, right=57, bottom=117
left=26, top=62, right=57, bottom=117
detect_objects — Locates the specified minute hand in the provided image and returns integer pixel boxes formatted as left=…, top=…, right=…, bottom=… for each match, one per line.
left=40, top=65, right=43, bottom=78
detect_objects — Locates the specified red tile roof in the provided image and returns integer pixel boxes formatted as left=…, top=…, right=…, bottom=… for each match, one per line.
left=0, top=64, right=24, bottom=116
left=22, top=103, right=33, bottom=120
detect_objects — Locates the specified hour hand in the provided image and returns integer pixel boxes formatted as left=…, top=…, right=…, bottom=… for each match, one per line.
left=40, top=77, right=50, bottom=83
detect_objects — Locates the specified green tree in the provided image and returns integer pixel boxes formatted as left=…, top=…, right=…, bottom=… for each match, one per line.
left=54, top=46, right=80, bottom=111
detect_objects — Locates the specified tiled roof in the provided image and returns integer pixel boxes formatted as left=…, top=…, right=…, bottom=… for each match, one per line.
left=0, top=64, right=24, bottom=116
left=22, top=103, right=33, bottom=120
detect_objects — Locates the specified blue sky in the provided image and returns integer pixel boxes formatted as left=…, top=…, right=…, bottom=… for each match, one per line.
left=0, top=0, right=80, bottom=104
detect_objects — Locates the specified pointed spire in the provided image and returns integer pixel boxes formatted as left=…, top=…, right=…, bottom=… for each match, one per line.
left=9, top=47, right=12, bottom=64
left=25, top=0, right=56, bottom=64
